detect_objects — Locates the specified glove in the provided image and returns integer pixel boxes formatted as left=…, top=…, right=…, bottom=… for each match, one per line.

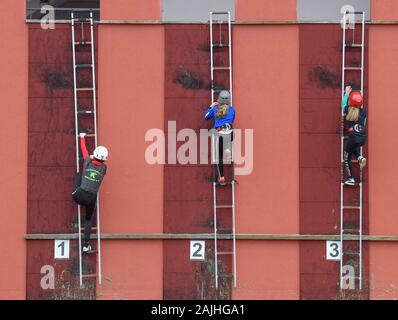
left=79, top=133, right=86, bottom=138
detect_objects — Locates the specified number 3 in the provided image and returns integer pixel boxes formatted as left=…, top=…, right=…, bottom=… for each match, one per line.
left=330, top=243, right=339, bottom=257
left=326, top=241, right=341, bottom=261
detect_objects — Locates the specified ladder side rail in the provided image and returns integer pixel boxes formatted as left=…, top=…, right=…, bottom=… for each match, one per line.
left=359, top=12, right=365, bottom=291
left=90, top=12, right=98, bottom=148
left=210, top=13, right=215, bottom=102
left=228, top=12, right=233, bottom=104
left=89, top=11, right=102, bottom=286
left=360, top=13, right=365, bottom=95
left=340, top=11, right=347, bottom=291
left=210, top=13, right=219, bottom=290
left=71, top=11, right=84, bottom=288
left=231, top=180, right=236, bottom=288
left=227, top=11, right=236, bottom=288
left=212, top=134, right=219, bottom=289
left=359, top=178, right=363, bottom=290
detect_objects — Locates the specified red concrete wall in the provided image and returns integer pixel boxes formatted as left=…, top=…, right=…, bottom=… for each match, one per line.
left=97, top=24, right=164, bottom=299
left=235, top=0, right=297, bottom=21
left=232, top=25, right=299, bottom=298
left=233, top=25, right=299, bottom=235
left=101, top=0, right=161, bottom=20
left=371, top=0, right=398, bottom=20
left=299, top=24, right=369, bottom=299
left=234, top=241, right=299, bottom=299
left=98, top=241, right=163, bottom=299
left=368, top=22, right=398, bottom=299
left=369, top=243, right=398, bottom=299
left=0, top=0, right=28, bottom=300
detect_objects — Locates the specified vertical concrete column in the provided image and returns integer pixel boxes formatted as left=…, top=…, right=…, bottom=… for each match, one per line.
left=98, top=0, right=164, bottom=299
left=0, top=0, right=28, bottom=299
left=368, top=0, right=398, bottom=300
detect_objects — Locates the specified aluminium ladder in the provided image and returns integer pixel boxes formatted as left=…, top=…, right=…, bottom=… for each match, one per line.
left=340, top=11, right=365, bottom=291
left=209, top=11, right=236, bottom=290
left=71, top=11, right=102, bottom=288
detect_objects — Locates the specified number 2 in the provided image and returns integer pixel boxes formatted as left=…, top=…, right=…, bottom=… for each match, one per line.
left=190, top=240, right=205, bottom=260
left=192, top=243, right=202, bottom=257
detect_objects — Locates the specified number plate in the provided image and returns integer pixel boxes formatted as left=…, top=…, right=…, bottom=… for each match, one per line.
left=190, top=240, right=205, bottom=261
left=54, top=240, right=70, bottom=259
left=326, top=240, right=341, bottom=261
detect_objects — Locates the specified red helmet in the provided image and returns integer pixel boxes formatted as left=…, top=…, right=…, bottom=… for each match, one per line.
left=349, top=91, right=363, bottom=108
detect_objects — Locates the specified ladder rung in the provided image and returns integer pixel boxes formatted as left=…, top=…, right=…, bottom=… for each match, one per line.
left=343, top=252, right=361, bottom=256
left=80, top=227, right=98, bottom=231
left=77, top=110, right=94, bottom=114
left=343, top=206, right=361, bottom=210
left=75, top=64, right=93, bottom=68
left=342, top=183, right=362, bottom=186
left=340, top=276, right=361, bottom=280
left=211, top=11, right=230, bottom=15
left=344, top=67, right=362, bottom=71
left=213, top=67, right=230, bottom=70
left=342, top=229, right=361, bottom=234
left=76, top=88, right=94, bottom=91
left=218, top=273, right=234, bottom=278
left=73, top=18, right=91, bottom=22
left=345, top=44, right=363, bottom=48
left=212, top=44, right=230, bottom=48
left=216, top=205, right=233, bottom=209
left=74, top=41, right=92, bottom=45
left=82, top=274, right=97, bottom=278
left=79, top=132, right=95, bottom=137
left=217, top=252, right=234, bottom=255
left=216, top=181, right=234, bottom=186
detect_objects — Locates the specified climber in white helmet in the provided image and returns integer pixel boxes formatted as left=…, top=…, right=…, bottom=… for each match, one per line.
left=72, top=133, right=108, bottom=253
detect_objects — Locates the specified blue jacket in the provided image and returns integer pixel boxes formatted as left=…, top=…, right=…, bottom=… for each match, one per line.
left=204, top=104, right=235, bottom=128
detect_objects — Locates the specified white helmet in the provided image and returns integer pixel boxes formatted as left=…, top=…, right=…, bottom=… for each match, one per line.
left=93, top=146, right=108, bottom=161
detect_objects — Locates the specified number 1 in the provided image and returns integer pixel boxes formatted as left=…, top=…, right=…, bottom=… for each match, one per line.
left=58, top=241, right=65, bottom=257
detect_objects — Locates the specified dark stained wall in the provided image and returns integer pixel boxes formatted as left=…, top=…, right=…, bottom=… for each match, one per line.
left=299, top=24, right=369, bottom=299
left=27, top=23, right=98, bottom=299
left=163, top=25, right=233, bottom=299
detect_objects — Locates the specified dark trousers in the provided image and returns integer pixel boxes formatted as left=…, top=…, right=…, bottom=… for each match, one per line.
left=72, top=172, right=97, bottom=245
left=344, top=134, right=366, bottom=179
left=217, top=131, right=234, bottom=177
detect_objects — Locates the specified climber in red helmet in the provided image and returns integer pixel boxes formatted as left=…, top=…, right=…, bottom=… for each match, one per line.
left=341, top=85, right=367, bottom=186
